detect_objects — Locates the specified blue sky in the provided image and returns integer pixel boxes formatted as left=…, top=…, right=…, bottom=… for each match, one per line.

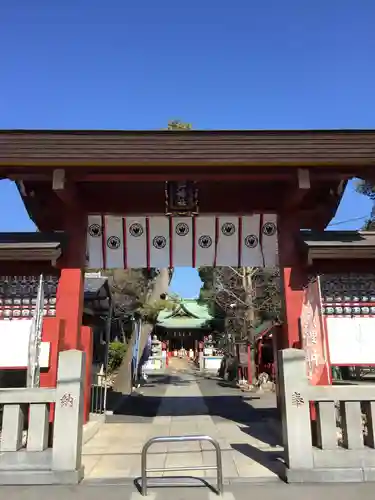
left=1, top=1, right=374, bottom=297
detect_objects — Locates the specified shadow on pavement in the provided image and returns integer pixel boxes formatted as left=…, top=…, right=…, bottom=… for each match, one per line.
left=230, top=442, right=284, bottom=478
left=134, top=475, right=218, bottom=494
left=111, top=392, right=279, bottom=424
left=239, top=420, right=281, bottom=447
left=143, top=375, right=193, bottom=387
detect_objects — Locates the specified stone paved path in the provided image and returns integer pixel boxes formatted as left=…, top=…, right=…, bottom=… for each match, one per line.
left=82, top=363, right=282, bottom=482
left=3, top=482, right=375, bottom=500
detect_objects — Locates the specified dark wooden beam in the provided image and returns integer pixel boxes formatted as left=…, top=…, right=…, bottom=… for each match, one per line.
left=52, top=169, right=82, bottom=209
left=77, top=173, right=291, bottom=182
left=2, top=168, right=355, bottom=183
left=282, top=169, right=311, bottom=211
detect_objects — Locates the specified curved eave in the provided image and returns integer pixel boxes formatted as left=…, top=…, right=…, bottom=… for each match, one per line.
left=308, top=248, right=375, bottom=261
left=156, top=319, right=210, bottom=329
left=1, top=129, right=375, bottom=168
left=0, top=237, right=63, bottom=263
left=302, top=230, right=375, bottom=262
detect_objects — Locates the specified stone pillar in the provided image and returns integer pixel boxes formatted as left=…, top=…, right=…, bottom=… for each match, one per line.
left=80, top=326, right=93, bottom=423
left=52, top=350, right=85, bottom=480
left=0, top=404, right=24, bottom=451
left=199, top=351, right=204, bottom=372
left=277, top=348, right=313, bottom=472
left=27, top=404, right=49, bottom=451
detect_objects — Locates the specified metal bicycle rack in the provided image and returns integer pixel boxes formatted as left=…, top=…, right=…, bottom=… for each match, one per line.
left=141, top=434, right=223, bottom=496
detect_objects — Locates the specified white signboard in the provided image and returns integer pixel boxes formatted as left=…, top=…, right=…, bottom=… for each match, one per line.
left=143, top=358, right=162, bottom=371
left=204, top=356, right=223, bottom=371
left=326, top=317, right=375, bottom=365
left=0, top=320, right=50, bottom=369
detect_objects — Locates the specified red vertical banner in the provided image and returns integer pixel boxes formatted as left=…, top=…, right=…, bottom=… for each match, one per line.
left=300, top=277, right=330, bottom=385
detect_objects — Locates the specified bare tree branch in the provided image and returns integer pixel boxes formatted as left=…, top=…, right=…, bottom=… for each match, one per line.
left=199, top=266, right=281, bottom=343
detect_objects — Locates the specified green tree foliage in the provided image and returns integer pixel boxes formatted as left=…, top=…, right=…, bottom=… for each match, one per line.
left=140, top=298, right=176, bottom=324
left=167, top=119, right=192, bottom=130
left=363, top=219, right=375, bottom=230
left=356, top=180, right=375, bottom=201
left=107, top=340, right=127, bottom=373
left=356, top=180, right=375, bottom=229
left=100, top=269, right=155, bottom=316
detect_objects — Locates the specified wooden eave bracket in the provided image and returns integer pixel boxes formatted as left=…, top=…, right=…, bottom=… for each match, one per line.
left=283, top=168, right=311, bottom=210
left=52, top=169, right=81, bottom=208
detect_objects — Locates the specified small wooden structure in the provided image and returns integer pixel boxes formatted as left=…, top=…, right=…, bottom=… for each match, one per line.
left=155, top=299, right=213, bottom=353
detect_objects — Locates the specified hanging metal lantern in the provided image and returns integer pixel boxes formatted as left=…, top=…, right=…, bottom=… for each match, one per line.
left=165, top=181, right=199, bottom=216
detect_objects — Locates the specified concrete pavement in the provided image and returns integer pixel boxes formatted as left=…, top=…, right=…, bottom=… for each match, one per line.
left=2, top=482, right=375, bottom=500
left=82, top=359, right=283, bottom=481
left=3, top=361, right=373, bottom=497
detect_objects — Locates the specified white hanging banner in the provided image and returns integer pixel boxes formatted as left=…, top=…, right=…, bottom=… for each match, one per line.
left=86, top=214, right=278, bottom=269
left=261, top=214, right=278, bottom=267
left=87, top=215, right=104, bottom=268
left=148, top=216, right=171, bottom=268
left=240, top=215, right=264, bottom=267
left=171, top=217, right=193, bottom=267
left=194, top=216, right=217, bottom=267
left=104, top=216, right=125, bottom=268
left=216, top=216, right=240, bottom=266
left=125, top=216, right=148, bottom=268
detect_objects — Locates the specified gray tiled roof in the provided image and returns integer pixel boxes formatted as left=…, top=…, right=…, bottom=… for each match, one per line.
left=301, top=230, right=375, bottom=247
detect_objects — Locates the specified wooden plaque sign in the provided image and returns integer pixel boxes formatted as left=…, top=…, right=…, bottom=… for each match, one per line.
left=165, top=181, right=199, bottom=216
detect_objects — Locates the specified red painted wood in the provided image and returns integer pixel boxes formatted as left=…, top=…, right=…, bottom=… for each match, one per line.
left=169, top=217, right=173, bottom=268
left=146, top=217, right=150, bottom=269
left=247, top=344, right=252, bottom=385
left=58, top=208, right=87, bottom=269
left=278, top=214, right=307, bottom=349
left=56, top=269, right=84, bottom=350
left=101, top=214, right=107, bottom=269
left=40, top=317, right=64, bottom=422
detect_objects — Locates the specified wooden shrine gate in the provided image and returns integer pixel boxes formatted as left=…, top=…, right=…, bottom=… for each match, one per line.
left=1, top=129, right=375, bottom=485
left=1, top=128, right=374, bottom=369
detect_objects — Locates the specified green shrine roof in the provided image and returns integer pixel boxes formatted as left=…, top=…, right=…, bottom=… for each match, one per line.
left=156, top=299, right=213, bottom=329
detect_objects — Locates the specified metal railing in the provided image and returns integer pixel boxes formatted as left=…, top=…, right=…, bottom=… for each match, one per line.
left=141, top=435, right=223, bottom=496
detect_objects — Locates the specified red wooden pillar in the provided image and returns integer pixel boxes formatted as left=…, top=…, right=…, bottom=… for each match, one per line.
left=40, top=317, right=64, bottom=422
left=55, top=208, right=92, bottom=422
left=56, top=208, right=87, bottom=350
left=277, top=213, right=307, bottom=349
left=247, top=343, right=252, bottom=385
left=59, top=207, right=87, bottom=269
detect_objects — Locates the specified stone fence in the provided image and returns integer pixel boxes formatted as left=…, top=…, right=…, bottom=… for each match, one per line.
left=0, top=350, right=85, bottom=485
left=279, top=348, right=375, bottom=483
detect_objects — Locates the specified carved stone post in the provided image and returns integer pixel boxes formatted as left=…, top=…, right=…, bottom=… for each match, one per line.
left=278, top=348, right=313, bottom=472
left=52, top=350, right=85, bottom=481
